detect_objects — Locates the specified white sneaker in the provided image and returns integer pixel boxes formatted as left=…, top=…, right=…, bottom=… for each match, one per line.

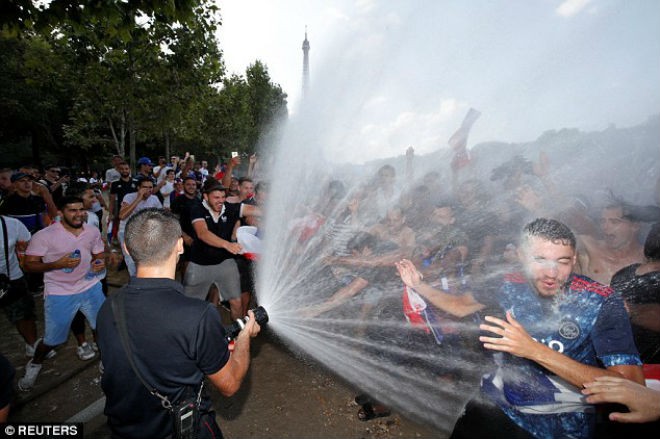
left=25, top=338, right=56, bottom=360
left=91, top=342, right=99, bottom=352
left=18, top=360, right=42, bottom=391
left=77, top=342, right=96, bottom=361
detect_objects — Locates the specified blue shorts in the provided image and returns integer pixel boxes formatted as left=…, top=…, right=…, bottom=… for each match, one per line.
left=43, top=282, right=105, bottom=346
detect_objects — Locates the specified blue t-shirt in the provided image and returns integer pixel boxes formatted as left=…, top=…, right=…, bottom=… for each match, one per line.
left=477, top=272, right=641, bottom=439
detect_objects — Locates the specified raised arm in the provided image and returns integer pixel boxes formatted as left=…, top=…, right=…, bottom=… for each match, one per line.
left=396, top=259, right=485, bottom=318
left=207, top=309, right=260, bottom=396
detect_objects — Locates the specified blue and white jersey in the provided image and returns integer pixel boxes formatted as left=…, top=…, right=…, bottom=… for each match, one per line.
left=479, top=272, right=641, bottom=439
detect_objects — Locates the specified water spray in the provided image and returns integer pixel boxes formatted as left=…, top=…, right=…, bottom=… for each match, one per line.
left=224, top=306, right=269, bottom=342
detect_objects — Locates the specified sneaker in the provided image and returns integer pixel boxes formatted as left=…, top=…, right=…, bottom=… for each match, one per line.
left=18, top=360, right=42, bottom=391
left=25, top=338, right=57, bottom=360
left=91, top=342, right=99, bottom=352
left=77, top=342, right=96, bottom=361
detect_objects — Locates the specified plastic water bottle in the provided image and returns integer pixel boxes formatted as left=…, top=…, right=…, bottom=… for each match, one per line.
left=85, top=259, right=106, bottom=280
left=62, top=249, right=81, bottom=273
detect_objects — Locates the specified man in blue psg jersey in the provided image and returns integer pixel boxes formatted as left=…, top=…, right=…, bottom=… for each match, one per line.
left=396, top=218, right=645, bottom=439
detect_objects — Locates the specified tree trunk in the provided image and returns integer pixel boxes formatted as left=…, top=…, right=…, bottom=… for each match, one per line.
left=164, top=130, right=170, bottom=159
left=128, top=111, right=136, bottom=173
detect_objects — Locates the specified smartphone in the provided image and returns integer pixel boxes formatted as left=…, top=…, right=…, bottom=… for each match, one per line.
left=174, top=401, right=196, bottom=439
left=231, top=151, right=238, bottom=158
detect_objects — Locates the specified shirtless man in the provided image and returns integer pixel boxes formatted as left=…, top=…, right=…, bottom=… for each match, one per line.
left=577, top=203, right=644, bottom=285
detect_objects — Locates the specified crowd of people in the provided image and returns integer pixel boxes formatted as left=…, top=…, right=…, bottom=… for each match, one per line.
left=1, top=147, right=660, bottom=438
left=279, top=149, right=660, bottom=438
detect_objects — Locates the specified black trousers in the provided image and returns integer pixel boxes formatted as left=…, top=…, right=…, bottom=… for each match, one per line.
left=450, top=398, right=535, bottom=439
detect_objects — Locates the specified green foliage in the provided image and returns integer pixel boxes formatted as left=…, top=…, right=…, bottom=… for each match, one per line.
left=0, top=0, right=288, bottom=170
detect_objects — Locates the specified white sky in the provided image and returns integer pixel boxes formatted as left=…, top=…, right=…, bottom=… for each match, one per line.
left=215, top=0, right=660, bottom=162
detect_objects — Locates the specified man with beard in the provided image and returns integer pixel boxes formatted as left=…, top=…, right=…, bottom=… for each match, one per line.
left=118, top=177, right=162, bottom=276
left=17, top=196, right=106, bottom=391
left=184, top=181, right=259, bottom=319
left=577, top=202, right=645, bottom=285
left=171, top=176, right=202, bottom=276
left=109, top=162, right=137, bottom=244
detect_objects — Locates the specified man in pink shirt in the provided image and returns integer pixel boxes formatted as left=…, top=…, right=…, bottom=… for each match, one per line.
left=18, top=195, right=106, bottom=391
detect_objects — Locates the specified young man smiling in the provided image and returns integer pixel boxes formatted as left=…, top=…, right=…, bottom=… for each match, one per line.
left=184, top=181, right=259, bottom=319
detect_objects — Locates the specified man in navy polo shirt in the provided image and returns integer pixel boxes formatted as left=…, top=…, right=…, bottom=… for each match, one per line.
left=97, top=208, right=261, bottom=438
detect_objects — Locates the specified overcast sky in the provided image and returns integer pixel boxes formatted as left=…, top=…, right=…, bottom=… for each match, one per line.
left=216, top=0, right=660, bottom=162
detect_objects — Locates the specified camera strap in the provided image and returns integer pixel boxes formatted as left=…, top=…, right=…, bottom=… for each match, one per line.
left=110, top=292, right=203, bottom=411
left=1, top=216, right=11, bottom=293
left=1, top=216, right=9, bottom=276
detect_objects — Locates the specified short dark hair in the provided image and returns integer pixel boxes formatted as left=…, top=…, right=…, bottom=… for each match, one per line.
left=183, top=176, right=197, bottom=184
left=56, top=195, right=84, bottom=211
left=644, top=223, right=660, bottom=261
left=124, top=208, right=181, bottom=266
left=238, top=177, right=253, bottom=185
left=255, top=181, right=268, bottom=194
left=65, top=181, right=91, bottom=199
left=347, top=232, right=377, bottom=253
left=202, top=177, right=225, bottom=195
left=521, top=218, right=576, bottom=249
left=136, top=176, right=154, bottom=187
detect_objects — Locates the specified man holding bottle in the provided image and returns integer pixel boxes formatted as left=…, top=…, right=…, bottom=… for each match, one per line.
left=17, top=195, right=106, bottom=391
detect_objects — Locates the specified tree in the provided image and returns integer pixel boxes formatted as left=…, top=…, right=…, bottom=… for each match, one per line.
left=0, top=33, right=75, bottom=167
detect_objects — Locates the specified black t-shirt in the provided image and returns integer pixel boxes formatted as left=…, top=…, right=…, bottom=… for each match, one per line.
left=0, top=193, right=45, bottom=233
left=97, top=277, right=229, bottom=439
left=611, top=264, right=660, bottom=363
left=171, top=195, right=202, bottom=239
left=41, top=178, right=64, bottom=204
left=189, top=202, right=241, bottom=265
left=110, top=178, right=138, bottom=210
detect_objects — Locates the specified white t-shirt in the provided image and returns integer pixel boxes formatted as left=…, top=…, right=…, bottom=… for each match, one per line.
left=0, top=216, right=31, bottom=280
left=159, top=181, right=175, bottom=209
left=118, top=193, right=163, bottom=234
left=105, top=168, right=121, bottom=184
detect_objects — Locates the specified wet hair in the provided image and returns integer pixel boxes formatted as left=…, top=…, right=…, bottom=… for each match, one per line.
left=125, top=208, right=181, bottom=266
left=238, top=177, right=253, bottom=185
left=521, top=218, right=576, bottom=249
left=327, top=180, right=346, bottom=200
left=490, top=155, right=534, bottom=181
left=346, top=232, right=377, bottom=253
left=644, top=223, right=660, bottom=261
left=434, top=197, right=457, bottom=210
left=255, top=181, right=268, bottom=194
left=376, top=164, right=395, bottom=179
left=56, top=195, right=84, bottom=211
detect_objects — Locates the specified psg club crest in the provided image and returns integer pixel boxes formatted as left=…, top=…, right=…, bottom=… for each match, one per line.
left=558, top=320, right=580, bottom=340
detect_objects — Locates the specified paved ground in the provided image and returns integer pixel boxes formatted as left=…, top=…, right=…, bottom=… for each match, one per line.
left=3, top=261, right=444, bottom=438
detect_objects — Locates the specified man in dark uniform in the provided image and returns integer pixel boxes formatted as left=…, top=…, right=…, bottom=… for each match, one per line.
left=170, top=176, right=202, bottom=277
left=97, top=208, right=261, bottom=438
left=108, top=162, right=137, bottom=244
